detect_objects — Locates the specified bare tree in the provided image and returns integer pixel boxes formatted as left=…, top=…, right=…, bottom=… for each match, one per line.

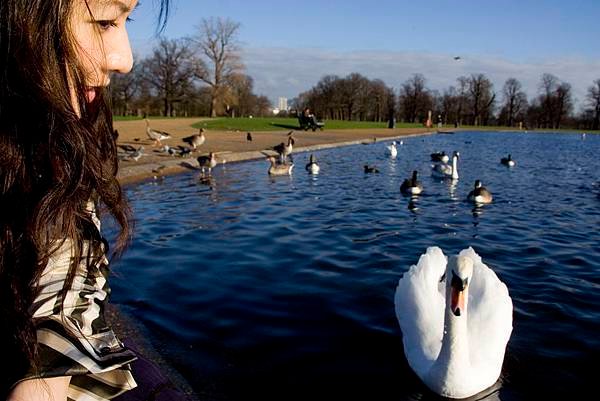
left=140, top=38, right=197, bottom=116
left=192, top=17, right=244, bottom=117
left=466, top=73, right=495, bottom=126
left=252, top=95, right=272, bottom=117
left=398, top=74, right=431, bottom=123
left=110, top=63, right=140, bottom=116
left=454, top=76, right=469, bottom=126
left=500, top=78, right=528, bottom=127
left=534, top=73, right=573, bottom=129
left=585, top=79, right=600, bottom=130
left=537, top=73, right=559, bottom=128
left=367, top=79, right=394, bottom=122
left=553, top=82, right=572, bottom=129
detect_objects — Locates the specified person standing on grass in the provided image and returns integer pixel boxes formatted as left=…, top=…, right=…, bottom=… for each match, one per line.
left=0, top=1, right=169, bottom=400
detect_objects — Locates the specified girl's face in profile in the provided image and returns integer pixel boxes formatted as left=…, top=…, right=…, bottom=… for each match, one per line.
left=70, top=0, right=138, bottom=104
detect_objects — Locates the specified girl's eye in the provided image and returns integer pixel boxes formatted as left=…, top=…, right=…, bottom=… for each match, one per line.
left=96, top=20, right=118, bottom=31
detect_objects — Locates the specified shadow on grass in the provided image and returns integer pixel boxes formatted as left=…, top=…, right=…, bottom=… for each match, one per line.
left=271, top=123, right=302, bottom=130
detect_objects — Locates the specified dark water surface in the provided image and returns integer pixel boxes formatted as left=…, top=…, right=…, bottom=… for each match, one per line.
left=109, top=131, right=599, bottom=400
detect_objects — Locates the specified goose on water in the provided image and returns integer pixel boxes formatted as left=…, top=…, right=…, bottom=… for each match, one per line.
left=395, top=247, right=513, bottom=399
left=400, top=170, right=423, bottom=195
left=387, top=141, right=398, bottom=158
left=500, top=154, right=515, bottom=167
left=467, top=180, right=493, bottom=204
left=267, top=156, right=294, bottom=175
left=305, top=154, right=320, bottom=174
left=432, top=151, right=459, bottom=179
left=364, top=165, right=379, bottom=173
left=144, top=119, right=171, bottom=146
left=182, top=128, right=206, bottom=150
left=197, top=152, right=217, bottom=175
left=431, top=151, right=449, bottom=164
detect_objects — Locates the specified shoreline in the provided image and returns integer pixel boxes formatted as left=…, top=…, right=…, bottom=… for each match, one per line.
left=114, top=118, right=440, bottom=185
left=110, top=120, right=440, bottom=399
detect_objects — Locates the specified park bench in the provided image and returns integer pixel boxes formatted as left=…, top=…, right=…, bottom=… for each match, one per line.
left=298, top=114, right=325, bottom=131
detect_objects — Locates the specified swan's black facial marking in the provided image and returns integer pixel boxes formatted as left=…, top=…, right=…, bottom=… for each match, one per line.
left=451, top=270, right=468, bottom=291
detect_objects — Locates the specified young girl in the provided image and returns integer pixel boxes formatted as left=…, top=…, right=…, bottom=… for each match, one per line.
left=0, top=1, right=169, bottom=400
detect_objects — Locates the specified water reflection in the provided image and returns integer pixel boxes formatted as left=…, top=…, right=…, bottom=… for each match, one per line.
left=472, top=203, right=486, bottom=218
left=198, top=175, right=216, bottom=189
left=447, top=178, right=459, bottom=200
left=408, top=196, right=420, bottom=213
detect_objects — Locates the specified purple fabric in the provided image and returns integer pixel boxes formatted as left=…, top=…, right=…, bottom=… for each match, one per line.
left=114, top=339, right=190, bottom=401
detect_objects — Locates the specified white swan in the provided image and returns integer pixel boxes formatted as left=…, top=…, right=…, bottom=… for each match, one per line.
left=432, top=151, right=459, bottom=179
left=387, top=141, right=398, bottom=158
left=394, top=247, right=512, bottom=399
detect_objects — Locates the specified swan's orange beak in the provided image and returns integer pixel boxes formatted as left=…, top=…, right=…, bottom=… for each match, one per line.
left=450, top=271, right=468, bottom=316
left=451, top=287, right=465, bottom=316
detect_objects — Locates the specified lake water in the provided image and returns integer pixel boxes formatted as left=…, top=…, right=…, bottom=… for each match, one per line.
left=110, top=131, right=599, bottom=401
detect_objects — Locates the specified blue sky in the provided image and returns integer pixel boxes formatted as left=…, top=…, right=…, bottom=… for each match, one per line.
left=128, top=0, right=600, bottom=109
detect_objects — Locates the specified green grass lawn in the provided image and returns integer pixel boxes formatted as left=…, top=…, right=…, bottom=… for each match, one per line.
left=191, top=117, right=423, bottom=131
left=113, top=115, right=599, bottom=134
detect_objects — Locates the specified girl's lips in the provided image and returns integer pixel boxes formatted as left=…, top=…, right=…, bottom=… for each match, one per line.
left=85, top=88, right=97, bottom=103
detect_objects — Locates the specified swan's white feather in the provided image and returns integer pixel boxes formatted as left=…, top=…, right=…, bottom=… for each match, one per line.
left=394, top=247, right=446, bottom=376
left=395, top=246, right=513, bottom=398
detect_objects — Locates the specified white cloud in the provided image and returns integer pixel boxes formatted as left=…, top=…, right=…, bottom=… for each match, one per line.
left=243, top=47, right=600, bottom=111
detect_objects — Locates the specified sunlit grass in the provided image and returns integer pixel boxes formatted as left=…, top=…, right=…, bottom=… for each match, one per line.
left=113, top=115, right=599, bottom=134
left=191, top=117, right=422, bottom=131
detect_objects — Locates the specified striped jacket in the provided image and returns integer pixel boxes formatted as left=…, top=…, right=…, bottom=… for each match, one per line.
left=14, top=204, right=137, bottom=400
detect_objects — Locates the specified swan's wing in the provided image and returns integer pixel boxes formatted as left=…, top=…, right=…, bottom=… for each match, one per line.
left=460, top=247, right=513, bottom=374
left=395, top=247, right=446, bottom=377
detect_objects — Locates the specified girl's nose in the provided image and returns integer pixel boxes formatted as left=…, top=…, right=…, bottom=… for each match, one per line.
left=106, top=29, right=133, bottom=74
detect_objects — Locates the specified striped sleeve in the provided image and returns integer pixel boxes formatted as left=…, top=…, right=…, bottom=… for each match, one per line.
left=17, top=204, right=137, bottom=400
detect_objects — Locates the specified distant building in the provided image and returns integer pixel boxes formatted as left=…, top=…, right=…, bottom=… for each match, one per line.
left=278, top=97, right=288, bottom=111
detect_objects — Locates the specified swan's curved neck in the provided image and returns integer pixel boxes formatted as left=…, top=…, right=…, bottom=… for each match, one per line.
left=451, top=156, right=459, bottom=179
left=429, top=288, right=470, bottom=382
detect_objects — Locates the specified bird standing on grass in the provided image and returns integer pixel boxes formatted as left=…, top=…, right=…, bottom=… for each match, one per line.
left=145, top=118, right=171, bottom=147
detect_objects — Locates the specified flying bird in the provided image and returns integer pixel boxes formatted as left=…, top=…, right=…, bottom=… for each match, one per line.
left=454, top=56, right=461, bottom=60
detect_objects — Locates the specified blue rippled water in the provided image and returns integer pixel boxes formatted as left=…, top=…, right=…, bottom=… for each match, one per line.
left=109, top=131, right=599, bottom=400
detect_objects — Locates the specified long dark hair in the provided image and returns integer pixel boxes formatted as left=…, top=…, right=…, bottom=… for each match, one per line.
left=0, top=0, right=169, bottom=394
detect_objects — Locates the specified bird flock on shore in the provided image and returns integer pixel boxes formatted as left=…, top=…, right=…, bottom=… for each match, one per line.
left=120, top=121, right=518, bottom=206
